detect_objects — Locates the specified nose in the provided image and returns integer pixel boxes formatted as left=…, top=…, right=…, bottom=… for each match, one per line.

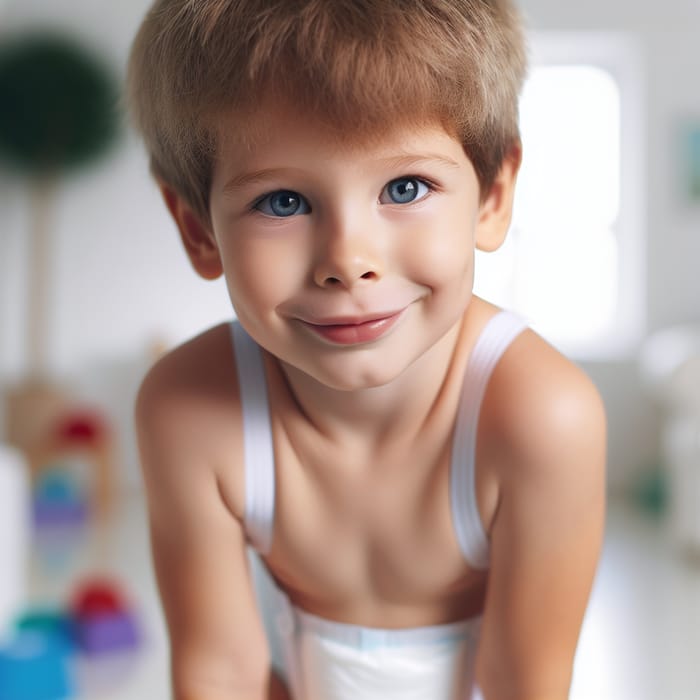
left=312, top=213, right=384, bottom=289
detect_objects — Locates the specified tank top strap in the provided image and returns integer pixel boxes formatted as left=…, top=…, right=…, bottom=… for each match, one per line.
left=450, top=310, right=529, bottom=570
left=230, top=321, right=275, bottom=556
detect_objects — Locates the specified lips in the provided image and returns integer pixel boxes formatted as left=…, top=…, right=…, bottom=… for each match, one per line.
left=302, top=310, right=405, bottom=345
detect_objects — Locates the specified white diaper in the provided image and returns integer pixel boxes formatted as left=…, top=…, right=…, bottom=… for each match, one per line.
left=289, top=606, right=481, bottom=700
left=250, top=550, right=483, bottom=700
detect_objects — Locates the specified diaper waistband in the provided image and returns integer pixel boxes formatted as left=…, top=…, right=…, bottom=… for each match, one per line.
left=292, top=605, right=482, bottom=651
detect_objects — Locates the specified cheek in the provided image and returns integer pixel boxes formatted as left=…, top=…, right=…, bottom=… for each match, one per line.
left=219, top=234, right=309, bottom=311
left=399, top=211, right=476, bottom=288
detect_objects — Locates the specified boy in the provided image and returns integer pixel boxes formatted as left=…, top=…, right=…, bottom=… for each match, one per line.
left=128, top=1, right=606, bottom=699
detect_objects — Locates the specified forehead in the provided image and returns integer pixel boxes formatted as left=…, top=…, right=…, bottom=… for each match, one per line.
left=213, top=102, right=463, bottom=169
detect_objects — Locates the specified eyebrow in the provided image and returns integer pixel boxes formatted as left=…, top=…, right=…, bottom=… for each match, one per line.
left=221, top=168, right=304, bottom=196
left=375, top=153, right=462, bottom=173
left=220, top=154, right=462, bottom=196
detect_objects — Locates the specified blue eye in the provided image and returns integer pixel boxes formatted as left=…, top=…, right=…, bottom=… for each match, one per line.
left=381, top=178, right=430, bottom=205
left=254, top=190, right=310, bottom=217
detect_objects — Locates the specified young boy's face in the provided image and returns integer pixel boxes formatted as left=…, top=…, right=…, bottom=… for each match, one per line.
left=176, top=107, right=517, bottom=391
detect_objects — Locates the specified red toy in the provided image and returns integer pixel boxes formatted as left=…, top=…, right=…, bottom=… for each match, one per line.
left=71, top=579, right=123, bottom=618
left=70, top=578, right=140, bottom=655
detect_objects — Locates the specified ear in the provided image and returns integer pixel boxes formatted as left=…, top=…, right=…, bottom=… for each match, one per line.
left=159, top=184, right=224, bottom=280
left=475, top=143, right=522, bottom=253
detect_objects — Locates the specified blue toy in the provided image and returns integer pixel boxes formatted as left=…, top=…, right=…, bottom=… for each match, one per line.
left=15, top=609, right=77, bottom=649
left=2, top=577, right=142, bottom=699
left=0, top=629, right=75, bottom=700
left=32, top=467, right=89, bottom=528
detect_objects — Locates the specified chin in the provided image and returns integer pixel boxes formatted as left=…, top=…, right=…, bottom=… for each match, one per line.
left=321, top=371, right=400, bottom=393
left=301, top=350, right=416, bottom=392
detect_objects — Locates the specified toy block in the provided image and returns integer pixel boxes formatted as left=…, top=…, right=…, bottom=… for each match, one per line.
left=13, top=401, right=116, bottom=526
left=50, top=412, right=115, bottom=523
left=35, top=468, right=84, bottom=504
left=32, top=467, right=89, bottom=528
left=71, top=579, right=124, bottom=619
left=0, top=630, right=75, bottom=700
left=15, top=609, right=76, bottom=649
left=70, top=578, right=140, bottom=655
left=32, top=498, right=89, bottom=528
left=75, top=610, right=140, bottom=655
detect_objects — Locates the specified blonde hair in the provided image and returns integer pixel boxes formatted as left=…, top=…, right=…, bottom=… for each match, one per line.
left=127, top=0, right=527, bottom=222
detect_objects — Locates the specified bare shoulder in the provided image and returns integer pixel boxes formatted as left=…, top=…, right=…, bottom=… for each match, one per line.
left=135, top=321, right=245, bottom=519
left=482, top=326, right=607, bottom=490
left=137, top=322, right=238, bottom=413
left=135, top=324, right=272, bottom=694
left=474, top=327, right=607, bottom=696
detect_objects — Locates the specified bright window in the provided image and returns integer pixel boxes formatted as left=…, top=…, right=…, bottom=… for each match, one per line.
left=474, top=33, right=644, bottom=359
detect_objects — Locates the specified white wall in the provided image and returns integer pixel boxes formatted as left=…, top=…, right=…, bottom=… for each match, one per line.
left=0, top=1, right=233, bottom=379
left=1, top=0, right=698, bottom=489
left=521, top=1, right=700, bottom=328
left=518, top=0, right=700, bottom=489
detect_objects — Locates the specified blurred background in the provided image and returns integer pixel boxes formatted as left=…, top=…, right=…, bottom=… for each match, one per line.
left=0, top=0, right=699, bottom=698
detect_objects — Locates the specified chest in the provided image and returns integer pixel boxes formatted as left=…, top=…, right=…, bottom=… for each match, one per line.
left=262, top=425, right=491, bottom=625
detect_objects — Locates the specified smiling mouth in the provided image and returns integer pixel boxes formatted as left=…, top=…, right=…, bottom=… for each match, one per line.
left=302, top=311, right=405, bottom=345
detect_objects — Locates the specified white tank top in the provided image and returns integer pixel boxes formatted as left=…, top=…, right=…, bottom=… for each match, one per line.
left=231, top=310, right=528, bottom=700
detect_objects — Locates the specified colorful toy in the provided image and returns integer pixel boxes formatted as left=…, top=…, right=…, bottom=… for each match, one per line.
left=1, top=577, right=141, bottom=698
left=32, top=467, right=89, bottom=528
left=71, top=579, right=122, bottom=618
left=31, top=468, right=89, bottom=574
left=46, top=411, right=115, bottom=524
left=16, top=406, right=116, bottom=527
left=0, top=629, right=75, bottom=700
left=15, top=609, right=76, bottom=650
left=75, top=610, right=140, bottom=655
left=70, top=578, right=140, bottom=655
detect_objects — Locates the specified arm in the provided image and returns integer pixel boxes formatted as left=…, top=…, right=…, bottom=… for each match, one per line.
left=136, top=354, right=289, bottom=700
left=475, top=346, right=607, bottom=700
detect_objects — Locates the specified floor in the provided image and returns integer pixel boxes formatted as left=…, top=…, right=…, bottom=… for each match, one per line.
left=571, top=499, right=700, bottom=700
left=24, top=489, right=700, bottom=700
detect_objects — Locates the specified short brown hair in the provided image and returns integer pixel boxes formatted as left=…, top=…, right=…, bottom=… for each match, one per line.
left=127, top=0, right=527, bottom=222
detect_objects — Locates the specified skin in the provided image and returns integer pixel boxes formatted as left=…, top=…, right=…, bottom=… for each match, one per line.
left=136, top=106, right=607, bottom=700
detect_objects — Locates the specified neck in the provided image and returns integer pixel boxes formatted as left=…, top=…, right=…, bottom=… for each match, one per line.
left=274, top=319, right=464, bottom=452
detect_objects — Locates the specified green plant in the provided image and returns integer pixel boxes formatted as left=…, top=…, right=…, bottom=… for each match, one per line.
left=0, top=32, right=120, bottom=376
left=0, top=32, right=119, bottom=174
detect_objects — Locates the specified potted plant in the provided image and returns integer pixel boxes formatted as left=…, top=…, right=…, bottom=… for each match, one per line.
left=0, top=31, right=120, bottom=453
